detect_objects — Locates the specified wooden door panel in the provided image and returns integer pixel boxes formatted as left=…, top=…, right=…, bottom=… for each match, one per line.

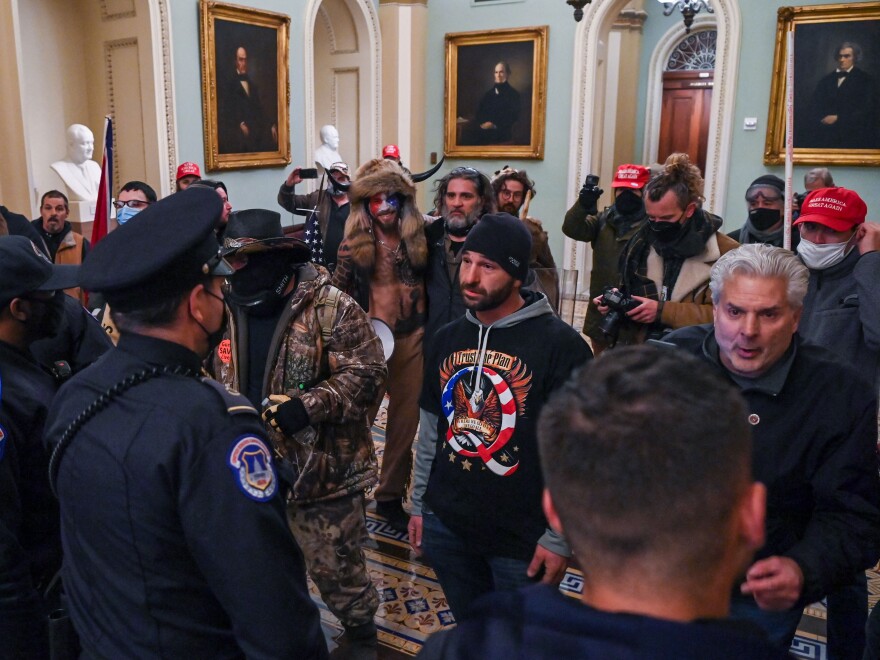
left=658, top=72, right=713, bottom=174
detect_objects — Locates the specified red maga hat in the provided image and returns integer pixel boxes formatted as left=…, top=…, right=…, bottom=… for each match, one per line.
left=793, top=187, right=867, bottom=232
left=611, top=164, right=651, bottom=189
left=176, top=162, right=201, bottom=181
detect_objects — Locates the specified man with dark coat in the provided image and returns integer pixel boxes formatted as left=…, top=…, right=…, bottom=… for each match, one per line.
left=0, top=235, right=79, bottom=657
left=563, top=163, right=651, bottom=354
left=418, top=346, right=789, bottom=660
left=666, top=243, right=880, bottom=653
left=44, top=188, right=327, bottom=658
left=728, top=174, right=800, bottom=252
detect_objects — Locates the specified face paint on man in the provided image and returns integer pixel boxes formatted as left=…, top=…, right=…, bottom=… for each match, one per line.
left=368, top=194, right=401, bottom=228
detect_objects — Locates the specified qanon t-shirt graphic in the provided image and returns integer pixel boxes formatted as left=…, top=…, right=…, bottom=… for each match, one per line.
left=439, top=348, right=532, bottom=477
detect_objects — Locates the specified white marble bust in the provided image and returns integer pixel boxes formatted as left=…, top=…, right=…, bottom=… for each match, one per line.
left=50, top=124, right=102, bottom=202
left=314, top=124, right=344, bottom=170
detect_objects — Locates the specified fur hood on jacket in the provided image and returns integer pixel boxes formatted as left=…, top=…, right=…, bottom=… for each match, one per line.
left=343, top=158, right=428, bottom=273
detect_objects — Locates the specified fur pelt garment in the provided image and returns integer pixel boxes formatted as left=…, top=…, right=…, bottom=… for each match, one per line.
left=343, top=158, right=428, bottom=273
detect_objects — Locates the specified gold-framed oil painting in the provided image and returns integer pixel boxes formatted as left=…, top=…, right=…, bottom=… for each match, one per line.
left=764, top=3, right=880, bottom=166
left=200, top=0, right=290, bottom=171
left=445, top=26, right=548, bottom=159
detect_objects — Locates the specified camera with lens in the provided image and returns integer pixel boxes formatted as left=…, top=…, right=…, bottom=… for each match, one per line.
left=598, top=287, right=641, bottom=342
left=793, top=191, right=806, bottom=209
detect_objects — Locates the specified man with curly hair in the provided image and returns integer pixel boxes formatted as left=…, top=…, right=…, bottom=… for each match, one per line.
left=490, top=167, right=558, bottom=308
left=596, top=153, right=736, bottom=346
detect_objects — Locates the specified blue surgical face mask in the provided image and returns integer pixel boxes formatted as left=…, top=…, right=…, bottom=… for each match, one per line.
left=116, top=205, right=142, bottom=225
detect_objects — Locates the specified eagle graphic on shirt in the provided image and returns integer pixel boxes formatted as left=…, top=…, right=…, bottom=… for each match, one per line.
left=439, top=349, right=531, bottom=476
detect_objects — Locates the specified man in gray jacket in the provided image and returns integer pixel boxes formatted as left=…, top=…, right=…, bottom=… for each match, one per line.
left=793, top=186, right=880, bottom=660
left=795, top=186, right=880, bottom=387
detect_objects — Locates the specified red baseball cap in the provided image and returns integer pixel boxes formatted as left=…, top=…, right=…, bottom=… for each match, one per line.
left=611, top=164, right=651, bottom=189
left=382, top=144, right=401, bottom=160
left=793, top=187, right=866, bottom=232
left=176, top=162, right=201, bottom=181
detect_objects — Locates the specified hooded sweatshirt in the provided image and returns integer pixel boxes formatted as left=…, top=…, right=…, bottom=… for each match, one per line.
left=422, top=291, right=592, bottom=560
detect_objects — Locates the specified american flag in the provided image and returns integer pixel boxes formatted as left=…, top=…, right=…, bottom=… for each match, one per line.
left=303, top=209, right=325, bottom=266
left=91, top=116, right=113, bottom=245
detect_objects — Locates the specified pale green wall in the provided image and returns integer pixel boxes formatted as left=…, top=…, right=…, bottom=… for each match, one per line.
left=423, top=0, right=578, bottom=261
left=170, top=0, right=313, bottom=214
left=167, top=0, right=879, bottom=238
left=633, top=0, right=880, bottom=233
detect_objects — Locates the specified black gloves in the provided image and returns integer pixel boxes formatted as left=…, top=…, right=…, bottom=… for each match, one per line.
left=262, top=395, right=310, bottom=436
left=578, top=182, right=604, bottom=211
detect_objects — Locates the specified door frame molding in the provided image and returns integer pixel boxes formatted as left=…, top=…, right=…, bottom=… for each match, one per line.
left=303, top=0, right=381, bottom=169
left=642, top=15, right=716, bottom=186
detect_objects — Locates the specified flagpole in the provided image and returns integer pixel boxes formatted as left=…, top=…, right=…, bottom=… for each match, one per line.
left=783, top=29, right=794, bottom=251
left=91, top=115, right=113, bottom=245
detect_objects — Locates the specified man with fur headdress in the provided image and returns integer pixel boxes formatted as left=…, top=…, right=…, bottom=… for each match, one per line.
left=332, top=159, right=428, bottom=532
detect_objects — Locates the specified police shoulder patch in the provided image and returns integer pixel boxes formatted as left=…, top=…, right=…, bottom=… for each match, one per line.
left=201, top=377, right=259, bottom=417
left=227, top=435, right=278, bottom=502
left=0, top=423, right=6, bottom=462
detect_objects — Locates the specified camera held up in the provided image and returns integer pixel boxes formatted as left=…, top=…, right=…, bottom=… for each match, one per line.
left=578, top=174, right=604, bottom=211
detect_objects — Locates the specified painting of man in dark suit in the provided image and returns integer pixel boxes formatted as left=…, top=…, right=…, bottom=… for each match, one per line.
left=801, top=42, right=879, bottom=149
left=466, top=61, right=521, bottom=145
left=791, top=18, right=880, bottom=152
left=215, top=19, right=279, bottom=155
left=456, top=41, right=534, bottom=147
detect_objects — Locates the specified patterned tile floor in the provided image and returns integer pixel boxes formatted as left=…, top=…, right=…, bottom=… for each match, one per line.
left=321, top=326, right=880, bottom=658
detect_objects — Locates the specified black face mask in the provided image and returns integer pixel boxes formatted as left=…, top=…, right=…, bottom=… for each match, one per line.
left=202, top=288, right=228, bottom=354
left=615, top=189, right=644, bottom=216
left=648, top=218, right=684, bottom=243
left=227, top=250, right=296, bottom=312
left=748, top=207, right=782, bottom=232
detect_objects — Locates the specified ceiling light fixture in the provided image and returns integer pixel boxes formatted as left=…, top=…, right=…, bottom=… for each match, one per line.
left=566, top=0, right=592, bottom=22
left=658, top=0, right=713, bottom=34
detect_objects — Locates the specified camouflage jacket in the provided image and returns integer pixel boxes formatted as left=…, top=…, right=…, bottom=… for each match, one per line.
left=212, top=263, right=387, bottom=503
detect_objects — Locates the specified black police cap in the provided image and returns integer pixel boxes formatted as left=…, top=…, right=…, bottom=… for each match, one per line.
left=81, top=186, right=233, bottom=309
left=0, top=235, right=80, bottom=303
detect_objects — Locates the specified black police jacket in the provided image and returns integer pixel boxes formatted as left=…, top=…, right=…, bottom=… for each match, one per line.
left=0, top=339, right=60, bottom=658
left=45, top=333, right=327, bottom=658
left=667, top=325, right=880, bottom=606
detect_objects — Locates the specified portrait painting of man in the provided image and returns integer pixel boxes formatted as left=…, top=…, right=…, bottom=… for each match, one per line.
left=457, top=44, right=532, bottom=147
left=793, top=21, right=880, bottom=151
left=199, top=1, right=290, bottom=170
left=214, top=19, right=279, bottom=155
left=445, top=27, right=548, bottom=159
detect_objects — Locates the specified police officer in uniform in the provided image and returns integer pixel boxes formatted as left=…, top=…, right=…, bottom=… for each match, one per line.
left=44, top=188, right=327, bottom=658
left=0, top=235, right=79, bottom=658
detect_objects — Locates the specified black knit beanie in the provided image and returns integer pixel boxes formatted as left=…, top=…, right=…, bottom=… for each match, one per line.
left=748, top=174, right=785, bottom=195
left=462, top=212, right=532, bottom=282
